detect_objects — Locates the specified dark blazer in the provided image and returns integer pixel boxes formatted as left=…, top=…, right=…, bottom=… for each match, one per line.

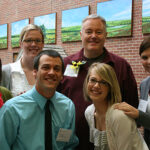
left=137, top=76, right=150, bottom=149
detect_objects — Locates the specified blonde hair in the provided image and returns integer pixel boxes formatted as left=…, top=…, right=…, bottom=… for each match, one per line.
left=20, top=24, right=44, bottom=43
left=83, top=63, right=121, bottom=106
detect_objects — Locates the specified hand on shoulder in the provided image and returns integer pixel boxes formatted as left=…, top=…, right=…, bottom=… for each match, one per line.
left=114, top=102, right=139, bottom=119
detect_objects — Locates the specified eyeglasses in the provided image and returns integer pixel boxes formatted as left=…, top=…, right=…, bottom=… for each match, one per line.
left=88, top=78, right=108, bottom=87
left=23, top=39, right=43, bottom=44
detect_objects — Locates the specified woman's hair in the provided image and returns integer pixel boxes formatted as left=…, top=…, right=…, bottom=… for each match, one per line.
left=20, top=24, right=44, bottom=43
left=83, top=63, right=121, bottom=106
left=139, top=36, right=150, bottom=56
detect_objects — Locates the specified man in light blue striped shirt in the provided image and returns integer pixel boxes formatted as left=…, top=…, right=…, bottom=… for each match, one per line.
left=0, top=50, right=79, bottom=150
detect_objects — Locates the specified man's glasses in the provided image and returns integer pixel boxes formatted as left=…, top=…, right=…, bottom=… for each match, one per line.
left=88, top=78, right=108, bottom=87
left=23, top=39, right=43, bottom=44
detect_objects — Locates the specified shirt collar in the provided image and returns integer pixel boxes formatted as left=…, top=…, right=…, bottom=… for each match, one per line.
left=11, top=59, right=24, bottom=74
left=31, top=86, right=56, bottom=110
left=79, top=47, right=114, bottom=63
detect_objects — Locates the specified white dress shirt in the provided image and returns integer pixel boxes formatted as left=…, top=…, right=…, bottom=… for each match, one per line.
left=10, top=59, right=33, bottom=96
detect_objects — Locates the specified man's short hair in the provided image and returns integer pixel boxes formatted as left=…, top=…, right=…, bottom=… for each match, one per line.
left=139, top=36, right=150, bottom=55
left=33, top=50, right=64, bottom=73
left=81, top=14, right=107, bottom=32
left=20, top=24, right=44, bottom=43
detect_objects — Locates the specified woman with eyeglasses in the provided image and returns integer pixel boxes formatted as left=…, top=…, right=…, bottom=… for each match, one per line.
left=115, top=36, right=150, bottom=149
left=83, top=62, right=148, bottom=150
left=1, top=24, right=44, bottom=97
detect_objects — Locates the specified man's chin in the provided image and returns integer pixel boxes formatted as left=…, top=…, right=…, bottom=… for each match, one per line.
left=47, top=87, right=57, bottom=93
left=87, top=47, right=100, bottom=52
left=45, top=84, right=57, bottom=90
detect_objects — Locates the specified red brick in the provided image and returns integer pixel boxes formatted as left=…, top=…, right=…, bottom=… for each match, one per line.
left=0, top=0, right=147, bottom=91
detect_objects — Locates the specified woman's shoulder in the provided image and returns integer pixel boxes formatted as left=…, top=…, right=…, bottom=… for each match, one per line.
left=85, top=104, right=95, bottom=114
left=84, top=104, right=95, bottom=128
left=106, top=105, right=134, bottom=125
left=85, top=104, right=95, bottom=120
left=10, top=59, right=21, bottom=70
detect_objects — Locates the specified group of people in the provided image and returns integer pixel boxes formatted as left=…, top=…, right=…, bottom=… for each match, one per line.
left=0, top=14, right=150, bottom=150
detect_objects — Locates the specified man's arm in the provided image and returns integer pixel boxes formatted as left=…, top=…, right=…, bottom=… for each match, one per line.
left=121, top=63, right=139, bottom=108
left=0, top=104, right=18, bottom=149
left=1, top=64, right=11, bottom=90
left=137, top=110, right=150, bottom=130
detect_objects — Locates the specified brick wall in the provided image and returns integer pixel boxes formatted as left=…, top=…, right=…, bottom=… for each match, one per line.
left=0, top=0, right=149, bottom=89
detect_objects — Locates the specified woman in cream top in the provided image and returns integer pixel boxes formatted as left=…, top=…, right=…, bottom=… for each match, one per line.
left=83, top=63, right=148, bottom=150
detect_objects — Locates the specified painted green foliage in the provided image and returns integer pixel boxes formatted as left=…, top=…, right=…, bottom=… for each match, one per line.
left=106, top=19, right=131, bottom=37
left=34, top=13, right=56, bottom=44
left=0, top=37, right=7, bottom=49
left=0, top=24, right=7, bottom=49
left=40, top=25, right=55, bottom=44
left=61, top=6, right=89, bottom=42
left=11, top=19, right=29, bottom=48
left=11, top=35, right=20, bottom=48
left=142, top=17, right=150, bottom=34
left=142, top=0, right=150, bottom=34
left=97, top=0, right=132, bottom=37
left=61, top=26, right=81, bottom=42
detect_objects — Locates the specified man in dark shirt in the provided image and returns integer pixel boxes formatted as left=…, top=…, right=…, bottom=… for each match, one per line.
left=57, top=14, right=139, bottom=150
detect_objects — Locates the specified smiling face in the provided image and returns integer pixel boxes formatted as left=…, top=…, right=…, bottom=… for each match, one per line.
left=20, top=30, right=44, bottom=60
left=87, top=69, right=109, bottom=104
left=141, top=48, right=150, bottom=73
left=33, top=55, right=63, bottom=98
left=80, top=18, right=107, bottom=58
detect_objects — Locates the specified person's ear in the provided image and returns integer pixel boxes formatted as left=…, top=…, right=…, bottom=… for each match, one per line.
left=105, top=32, right=107, bottom=38
left=41, top=42, right=44, bottom=48
left=19, top=41, right=23, bottom=48
left=33, top=69, right=38, bottom=79
left=60, top=75, right=63, bottom=81
left=80, top=31, right=83, bottom=40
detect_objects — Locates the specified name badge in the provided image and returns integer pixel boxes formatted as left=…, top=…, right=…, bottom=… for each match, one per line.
left=138, top=99, right=148, bottom=112
left=64, top=64, right=79, bottom=77
left=56, top=128, right=72, bottom=142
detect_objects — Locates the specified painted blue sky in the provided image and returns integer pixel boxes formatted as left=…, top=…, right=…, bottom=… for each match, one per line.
left=97, top=0, right=132, bottom=21
left=34, top=13, right=56, bottom=29
left=143, top=0, right=150, bottom=17
left=62, top=6, right=89, bottom=28
left=11, top=19, right=29, bottom=36
left=0, top=24, right=7, bottom=38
